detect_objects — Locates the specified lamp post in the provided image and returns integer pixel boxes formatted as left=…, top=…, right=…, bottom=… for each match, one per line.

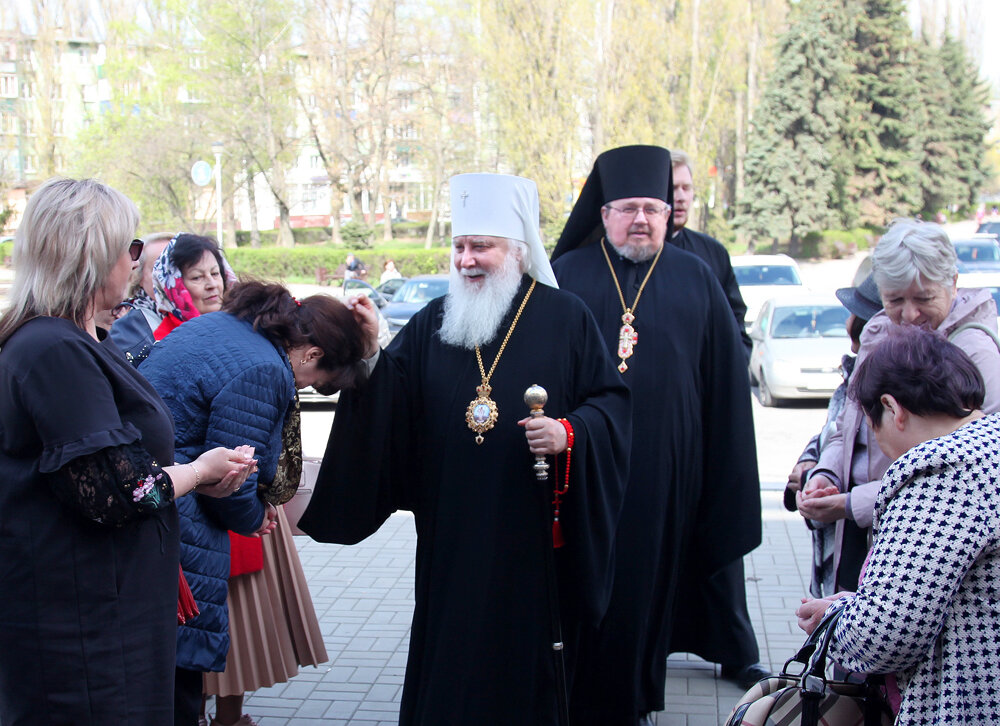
left=211, top=141, right=224, bottom=246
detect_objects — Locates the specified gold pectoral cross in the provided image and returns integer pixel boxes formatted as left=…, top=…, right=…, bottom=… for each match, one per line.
left=617, top=312, right=637, bottom=373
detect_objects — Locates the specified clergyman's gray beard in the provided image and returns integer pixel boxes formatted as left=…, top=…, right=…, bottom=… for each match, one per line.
left=438, top=253, right=523, bottom=350
left=613, top=239, right=659, bottom=263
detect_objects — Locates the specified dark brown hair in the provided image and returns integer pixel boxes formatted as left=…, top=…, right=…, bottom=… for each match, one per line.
left=849, top=326, right=984, bottom=428
left=222, top=280, right=367, bottom=393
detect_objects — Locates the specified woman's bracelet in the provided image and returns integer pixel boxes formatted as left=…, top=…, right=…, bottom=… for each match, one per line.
left=188, top=461, right=202, bottom=488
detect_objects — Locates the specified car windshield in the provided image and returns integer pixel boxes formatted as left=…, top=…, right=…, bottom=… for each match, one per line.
left=734, top=265, right=802, bottom=286
left=396, top=278, right=449, bottom=304
left=769, top=305, right=849, bottom=339
left=955, top=243, right=1000, bottom=263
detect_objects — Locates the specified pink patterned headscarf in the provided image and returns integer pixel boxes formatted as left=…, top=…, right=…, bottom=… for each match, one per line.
left=151, top=234, right=238, bottom=322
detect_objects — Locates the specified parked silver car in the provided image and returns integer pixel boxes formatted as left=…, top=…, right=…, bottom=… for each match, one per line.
left=748, top=295, right=852, bottom=406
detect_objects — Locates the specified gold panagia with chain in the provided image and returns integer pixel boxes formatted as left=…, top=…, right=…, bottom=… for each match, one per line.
left=466, top=280, right=537, bottom=444
left=601, top=238, right=664, bottom=373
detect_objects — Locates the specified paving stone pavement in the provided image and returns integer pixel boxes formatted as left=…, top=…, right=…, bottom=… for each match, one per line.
left=226, top=489, right=812, bottom=726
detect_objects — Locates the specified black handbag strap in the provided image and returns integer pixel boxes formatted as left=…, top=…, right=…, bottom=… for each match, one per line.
left=804, top=606, right=843, bottom=681
left=779, top=606, right=841, bottom=678
left=799, top=607, right=844, bottom=726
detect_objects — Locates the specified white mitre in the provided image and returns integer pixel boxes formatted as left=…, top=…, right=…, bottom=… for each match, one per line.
left=449, top=173, right=558, bottom=288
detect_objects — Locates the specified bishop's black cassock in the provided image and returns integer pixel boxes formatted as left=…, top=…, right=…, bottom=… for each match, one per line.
left=299, top=276, right=631, bottom=725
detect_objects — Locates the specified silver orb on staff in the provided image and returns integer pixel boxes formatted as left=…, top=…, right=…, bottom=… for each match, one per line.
left=524, top=384, right=550, bottom=480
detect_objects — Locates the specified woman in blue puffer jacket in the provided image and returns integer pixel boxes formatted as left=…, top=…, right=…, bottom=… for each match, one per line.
left=140, top=281, right=369, bottom=726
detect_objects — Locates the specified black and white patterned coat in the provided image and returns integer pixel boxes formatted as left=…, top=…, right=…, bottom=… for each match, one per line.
left=827, top=413, right=1000, bottom=724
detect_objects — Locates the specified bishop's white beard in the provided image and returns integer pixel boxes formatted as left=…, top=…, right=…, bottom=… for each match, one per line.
left=438, top=251, right=524, bottom=350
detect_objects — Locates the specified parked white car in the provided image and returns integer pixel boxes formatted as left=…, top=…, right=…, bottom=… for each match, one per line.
left=748, top=295, right=852, bottom=406
left=731, top=254, right=806, bottom=329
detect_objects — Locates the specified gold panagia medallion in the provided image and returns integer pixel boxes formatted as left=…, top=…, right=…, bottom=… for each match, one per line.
left=617, top=312, right=637, bottom=372
left=465, top=280, right=537, bottom=444
left=466, top=384, right=499, bottom=445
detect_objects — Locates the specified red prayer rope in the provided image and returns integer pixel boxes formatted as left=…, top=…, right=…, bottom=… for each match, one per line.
left=551, top=418, right=574, bottom=548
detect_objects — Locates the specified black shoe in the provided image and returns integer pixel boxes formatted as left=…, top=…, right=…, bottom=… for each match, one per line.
left=720, top=662, right=772, bottom=690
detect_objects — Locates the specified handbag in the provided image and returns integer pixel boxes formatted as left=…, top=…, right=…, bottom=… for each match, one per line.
left=725, top=608, right=893, bottom=726
left=257, top=395, right=302, bottom=506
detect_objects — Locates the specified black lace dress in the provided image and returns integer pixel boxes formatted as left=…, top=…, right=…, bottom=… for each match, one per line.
left=0, top=317, right=179, bottom=726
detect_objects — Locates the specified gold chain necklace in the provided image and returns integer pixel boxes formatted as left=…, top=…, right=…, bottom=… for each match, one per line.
left=600, top=238, right=663, bottom=373
left=466, top=279, right=537, bottom=444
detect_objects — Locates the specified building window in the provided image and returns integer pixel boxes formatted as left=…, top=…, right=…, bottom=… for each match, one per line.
left=0, top=75, right=16, bottom=97
left=53, top=119, right=64, bottom=135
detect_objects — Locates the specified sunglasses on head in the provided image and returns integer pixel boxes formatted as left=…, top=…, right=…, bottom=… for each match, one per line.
left=128, top=239, right=144, bottom=262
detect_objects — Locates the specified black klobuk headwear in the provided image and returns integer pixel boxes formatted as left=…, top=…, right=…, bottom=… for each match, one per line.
left=551, top=145, right=673, bottom=261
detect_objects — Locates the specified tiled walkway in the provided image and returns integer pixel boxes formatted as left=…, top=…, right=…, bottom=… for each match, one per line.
left=236, top=490, right=812, bottom=725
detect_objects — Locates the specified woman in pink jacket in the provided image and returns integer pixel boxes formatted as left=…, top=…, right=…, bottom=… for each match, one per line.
left=798, top=217, right=1000, bottom=592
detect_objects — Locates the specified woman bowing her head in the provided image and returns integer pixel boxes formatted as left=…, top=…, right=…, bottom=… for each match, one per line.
left=0, top=178, right=255, bottom=726
left=138, top=280, right=370, bottom=726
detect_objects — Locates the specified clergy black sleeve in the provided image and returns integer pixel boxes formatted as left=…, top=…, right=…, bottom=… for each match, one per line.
left=691, top=281, right=761, bottom=573
left=554, top=306, right=632, bottom=626
left=298, top=347, right=416, bottom=545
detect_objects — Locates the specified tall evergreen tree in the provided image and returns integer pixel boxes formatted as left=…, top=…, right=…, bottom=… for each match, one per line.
left=733, top=0, right=851, bottom=251
left=911, top=35, right=964, bottom=215
left=937, top=32, right=991, bottom=210
left=845, top=0, right=922, bottom=225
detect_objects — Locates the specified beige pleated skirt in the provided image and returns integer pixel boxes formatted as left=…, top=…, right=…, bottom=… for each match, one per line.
left=204, top=506, right=328, bottom=696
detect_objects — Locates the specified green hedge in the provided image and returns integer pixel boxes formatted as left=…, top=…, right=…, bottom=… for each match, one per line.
left=801, top=228, right=878, bottom=259
left=0, top=240, right=12, bottom=265
left=226, top=245, right=453, bottom=281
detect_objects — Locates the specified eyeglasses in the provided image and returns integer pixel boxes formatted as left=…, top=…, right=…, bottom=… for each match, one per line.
left=605, top=203, right=671, bottom=219
left=128, top=239, right=144, bottom=262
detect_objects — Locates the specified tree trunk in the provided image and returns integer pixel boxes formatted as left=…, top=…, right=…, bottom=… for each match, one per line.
left=246, top=165, right=261, bottom=248
left=684, top=0, right=701, bottom=157
left=223, top=183, right=237, bottom=249
left=329, top=191, right=344, bottom=245
left=277, top=197, right=294, bottom=248
left=424, top=172, right=443, bottom=249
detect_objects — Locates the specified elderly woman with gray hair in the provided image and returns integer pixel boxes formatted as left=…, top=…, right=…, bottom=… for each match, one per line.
left=798, top=217, right=1000, bottom=595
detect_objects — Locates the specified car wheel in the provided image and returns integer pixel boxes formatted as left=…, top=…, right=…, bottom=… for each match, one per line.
left=758, top=372, right=778, bottom=407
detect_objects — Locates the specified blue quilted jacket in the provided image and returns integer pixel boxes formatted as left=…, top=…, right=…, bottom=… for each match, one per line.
left=139, top=312, right=295, bottom=672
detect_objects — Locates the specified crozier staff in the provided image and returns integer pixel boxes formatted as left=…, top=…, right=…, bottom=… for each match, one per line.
left=299, top=173, right=631, bottom=725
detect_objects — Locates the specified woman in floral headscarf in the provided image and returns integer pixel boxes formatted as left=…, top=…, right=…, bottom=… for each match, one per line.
left=110, top=233, right=237, bottom=365
left=151, top=233, right=238, bottom=340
